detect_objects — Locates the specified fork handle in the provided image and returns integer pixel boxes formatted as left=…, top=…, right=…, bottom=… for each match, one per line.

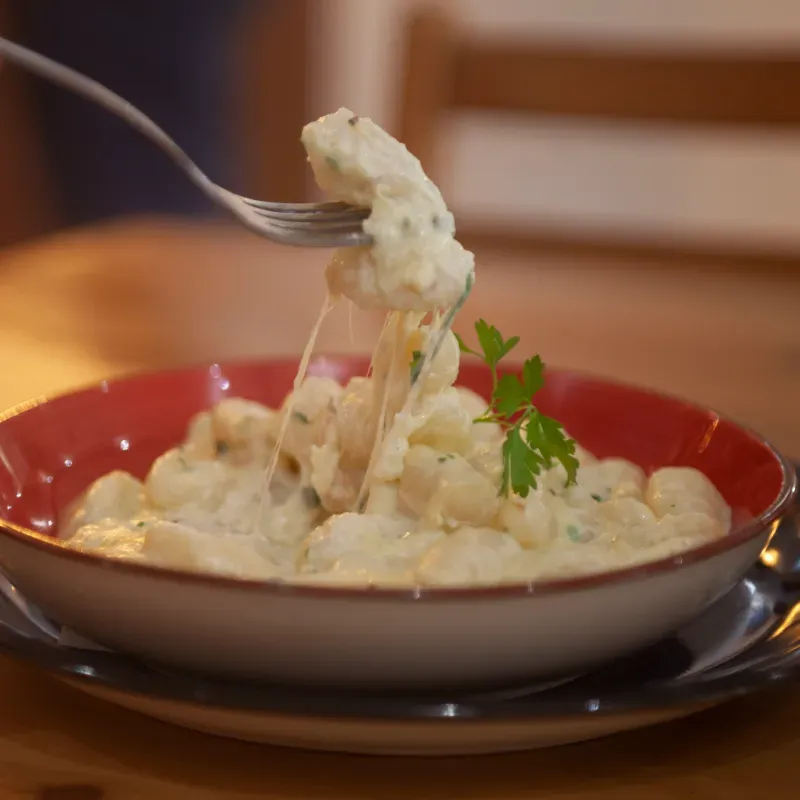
left=0, top=36, right=241, bottom=221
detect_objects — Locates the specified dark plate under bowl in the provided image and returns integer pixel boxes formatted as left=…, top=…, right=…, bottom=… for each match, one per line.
left=0, top=485, right=797, bottom=723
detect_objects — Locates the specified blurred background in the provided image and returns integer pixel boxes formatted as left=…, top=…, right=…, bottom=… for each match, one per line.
left=0, top=0, right=798, bottom=455
left=5, top=0, right=800, bottom=259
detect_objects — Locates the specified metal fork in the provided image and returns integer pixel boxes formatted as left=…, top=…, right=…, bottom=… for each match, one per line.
left=0, top=36, right=371, bottom=248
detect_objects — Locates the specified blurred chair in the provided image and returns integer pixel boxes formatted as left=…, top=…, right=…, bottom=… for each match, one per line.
left=0, top=1, right=59, bottom=247
left=398, top=5, right=800, bottom=271
left=233, top=0, right=311, bottom=204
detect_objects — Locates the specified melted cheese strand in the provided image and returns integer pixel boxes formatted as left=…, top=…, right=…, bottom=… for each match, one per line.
left=354, top=311, right=404, bottom=511
left=361, top=270, right=470, bottom=504
left=257, top=294, right=337, bottom=526
left=347, top=300, right=355, bottom=347
left=366, top=312, right=392, bottom=381
left=410, top=272, right=473, bottom=387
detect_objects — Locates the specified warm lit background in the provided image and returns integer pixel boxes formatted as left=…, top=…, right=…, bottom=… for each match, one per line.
left=0, top=0, right=798, bottom=456
left=316, top=1, right=800, bottom=262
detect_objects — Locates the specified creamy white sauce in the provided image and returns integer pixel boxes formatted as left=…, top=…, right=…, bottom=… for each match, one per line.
left=63, top=400, right=731, bottom=587
left=62, top=108, right=732, bottom=587
left=302, top=107, right=474, bottom=312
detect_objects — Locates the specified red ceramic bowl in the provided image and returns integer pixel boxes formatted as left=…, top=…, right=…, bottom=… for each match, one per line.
left=0, top=357, right=793, bottom=688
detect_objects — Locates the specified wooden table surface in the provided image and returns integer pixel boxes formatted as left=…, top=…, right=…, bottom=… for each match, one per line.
left=0, top=218, right=797, bottom=798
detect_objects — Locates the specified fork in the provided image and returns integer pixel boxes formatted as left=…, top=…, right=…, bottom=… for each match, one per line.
left=0, top=36, right=371, bottom=248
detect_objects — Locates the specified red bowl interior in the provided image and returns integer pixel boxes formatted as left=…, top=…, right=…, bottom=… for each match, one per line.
left=0, top=357, right=791, bottom=538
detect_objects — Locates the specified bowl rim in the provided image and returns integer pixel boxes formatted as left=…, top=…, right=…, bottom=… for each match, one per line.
left=0, top=357, right=795, bottom=602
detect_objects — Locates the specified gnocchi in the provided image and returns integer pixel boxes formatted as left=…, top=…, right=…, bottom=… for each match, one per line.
left=62, top=109, right=732, bottom=587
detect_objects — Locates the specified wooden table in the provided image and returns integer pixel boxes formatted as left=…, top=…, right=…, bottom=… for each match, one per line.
left=0, top=218, right=797, bottom=456
left=0, top=218, right=797, bottom=797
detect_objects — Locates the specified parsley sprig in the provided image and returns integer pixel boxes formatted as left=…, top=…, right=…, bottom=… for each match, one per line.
left=454, top=320, right=579, bottom=498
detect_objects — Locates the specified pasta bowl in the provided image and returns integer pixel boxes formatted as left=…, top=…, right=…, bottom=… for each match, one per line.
left=0, top=357, right=793, bottom=689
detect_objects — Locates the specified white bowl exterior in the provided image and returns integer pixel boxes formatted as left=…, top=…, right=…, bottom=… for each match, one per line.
left=0, top=529, right=770, bottom=688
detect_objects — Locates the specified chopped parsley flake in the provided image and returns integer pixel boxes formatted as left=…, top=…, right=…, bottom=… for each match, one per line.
left=591, top=493, right=603, bottom=503
left=409, top=350, right=424, bottom=381
left=302, top=486, right=321, bottom=509
left=292, top=411, right=310, bottom=424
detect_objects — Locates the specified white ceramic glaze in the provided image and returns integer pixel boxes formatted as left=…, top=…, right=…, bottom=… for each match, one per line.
left=0, top=526, right=772, bottom=689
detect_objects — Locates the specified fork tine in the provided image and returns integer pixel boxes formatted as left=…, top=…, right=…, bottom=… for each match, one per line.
left=254, top=215, right=367, bottom=234
left=252, top=209, right=370, bottom=225
left=244, top=199, right=359, bottom=213
left=244, top=198, right=370, bottom=223
left=261, top=209, right=369, bottom=224
left=265, top=225, right=372, bottom=248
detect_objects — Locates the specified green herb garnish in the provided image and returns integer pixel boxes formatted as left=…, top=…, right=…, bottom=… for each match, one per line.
left=437, top=454, right=455, bottom=463
left=591, top=493, right=603, bottom=503
left=325, top=155, right=340, bottom=172
left=566, top=524, right=581, bottom=542
left=409, top=350, right=424, bottom=381
left=455, top=319, right=578, bottom=498
left=292, top=411, right=310, bottom=424
left=302, top=486, right=321, bottom=509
